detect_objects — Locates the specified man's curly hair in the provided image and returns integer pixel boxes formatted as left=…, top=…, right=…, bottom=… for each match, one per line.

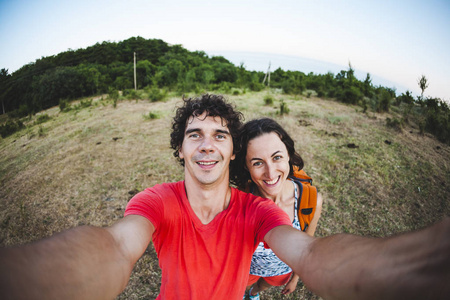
left=170, top=94, right=244, bottom=166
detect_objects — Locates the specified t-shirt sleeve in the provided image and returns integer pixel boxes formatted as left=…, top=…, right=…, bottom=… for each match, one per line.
left=124, top=187, right=164, bottom=230
left=252, top=197, right=291, bottom=243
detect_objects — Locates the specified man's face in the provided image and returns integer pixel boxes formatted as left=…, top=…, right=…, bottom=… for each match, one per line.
left=179, top=113, right=235, bottom=186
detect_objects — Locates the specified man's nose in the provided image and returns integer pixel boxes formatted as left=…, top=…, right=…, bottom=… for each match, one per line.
left=199, top=137, right=215, bottom=153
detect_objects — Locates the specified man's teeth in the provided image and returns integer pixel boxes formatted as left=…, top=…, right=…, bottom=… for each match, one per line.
left=198, top=161, right=216, bottom=165
left=265, top=178, right=278, bottom=185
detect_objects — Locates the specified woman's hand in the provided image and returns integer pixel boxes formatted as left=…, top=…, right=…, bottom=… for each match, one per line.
left=281, top=273, right=299, bottom=295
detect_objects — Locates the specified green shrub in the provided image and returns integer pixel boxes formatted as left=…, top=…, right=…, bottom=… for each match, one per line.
left=9, top=104, right=31, bottom=118
left=148, top=87, right=167, bottom=102
left=377, top=89, right=392, bottom=112
left=35, top=114, right=51, bottom=125
left=38, top=125, right=46, bottom=137
left=143, top=111, right=161, bottom=120
left=124, top=89, right=138, bottom=100
left=0, top=119, right=25, bottom=138
left=218, top=82, right=231, bottom=94
left=79, top=99, right=93, bottom=108
left=339, top=86, right=362, bottom=104
left=248, top=81, right=264, bottom=92
left=279, top=99, right=290, bottom=115
left=59, top=100, right=70, bottom=112
left=108, top=88, right=119, bottom=101
left=263, top=94, right=274, bottom=106
left=386, top=117, right=403, bottom=131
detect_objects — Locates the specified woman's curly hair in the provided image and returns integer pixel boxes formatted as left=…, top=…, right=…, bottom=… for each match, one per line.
left=230, top=118, right=304, bottom=188
left=170, top=94, right=244, bottom=166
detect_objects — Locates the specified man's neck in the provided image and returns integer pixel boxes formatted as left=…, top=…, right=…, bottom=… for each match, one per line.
left=184, top=176, right=231, bottom=225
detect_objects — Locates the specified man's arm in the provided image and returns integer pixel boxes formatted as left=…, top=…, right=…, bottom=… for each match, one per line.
left=265, top=218, right=450, bottom=300
left=0, top=215, right=154, bottom=300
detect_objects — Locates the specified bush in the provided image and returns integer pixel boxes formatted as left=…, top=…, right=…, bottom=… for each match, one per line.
left=263, top=94, right=274, bottom=106
left=248, top=81, right=264, bottom=92
left=38, top=125, right=46, bottom=137
left=386, top=117, right=403, bottom=131
left=108, top=88, right=119, bottom=100
left=281, top=78, right=305, bottom=95
left=143, top=111, right=161, bottom=120
left=9, top=104, right=31, bottom=118
left=339, top=86, right=362, bottom=104
left=377, top=89, right=392, bottom=112
left=148, top=87, right=167, bottom=102
left=79, top=99, right=93, bottom=108
left=423, top=98, right=450, bottom=143
left=59, top=100, right=71, bottom=112
left=35, top=114, right=51, bottom=125
left=279, top=99, right=290, bottom=115
left=217, top=82, right=231, bottom=94
left=124, top=89, right=138, bottom=100
left=0, top=119, right=25, bottom=138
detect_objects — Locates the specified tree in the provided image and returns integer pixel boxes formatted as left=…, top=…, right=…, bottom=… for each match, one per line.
left=0, top=68, right=10, bottom=114
left=418, top=75, right=429, bottom=99
left=363, top=73, right=373, bottom=98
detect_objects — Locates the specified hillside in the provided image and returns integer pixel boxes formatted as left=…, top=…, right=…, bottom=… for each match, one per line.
left=1, top=90, right=449, bottom=299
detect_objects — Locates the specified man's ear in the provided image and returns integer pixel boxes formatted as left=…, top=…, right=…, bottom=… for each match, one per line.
left=179, top=146, right=184, bottom=159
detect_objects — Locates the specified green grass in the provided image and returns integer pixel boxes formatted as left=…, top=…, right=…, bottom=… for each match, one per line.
left=0, top=90, right=449, bottom=300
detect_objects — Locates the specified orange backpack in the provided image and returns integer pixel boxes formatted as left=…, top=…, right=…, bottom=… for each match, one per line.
left=290, top=166, right=318, bottom=232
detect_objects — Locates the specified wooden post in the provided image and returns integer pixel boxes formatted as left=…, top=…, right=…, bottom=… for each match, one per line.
left=134, top=52, right=137, bottom=90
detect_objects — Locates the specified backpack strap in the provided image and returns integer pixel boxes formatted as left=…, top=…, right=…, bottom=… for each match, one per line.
left=290, top=176, right=318, bottom=232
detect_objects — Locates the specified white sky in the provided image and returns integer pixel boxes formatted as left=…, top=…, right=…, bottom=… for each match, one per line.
left=1, top=0, right=449, bottom=100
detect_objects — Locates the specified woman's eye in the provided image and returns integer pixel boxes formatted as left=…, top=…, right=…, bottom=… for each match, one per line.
left=252, top=161, right=262, bottom=167
left=274, top=155, right=282, bottom=160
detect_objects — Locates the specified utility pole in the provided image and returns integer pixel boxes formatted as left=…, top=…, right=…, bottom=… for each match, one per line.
left=262, top=62, right=271, bottom=87
left=134, top=52, right=137, bottom=90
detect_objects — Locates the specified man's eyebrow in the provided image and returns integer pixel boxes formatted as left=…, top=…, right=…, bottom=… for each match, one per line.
left=185, top=128, right=200, bottom=135
left=185, top=128, right=231, bottom=135
left=216, top=129, right=231, bottom=135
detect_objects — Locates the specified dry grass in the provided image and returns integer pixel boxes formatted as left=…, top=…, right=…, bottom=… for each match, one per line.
left=1, top=91, right=449, bottom=300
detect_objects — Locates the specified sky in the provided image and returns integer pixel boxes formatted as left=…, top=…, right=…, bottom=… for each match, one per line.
left=1, top=0, right=449, bottom=100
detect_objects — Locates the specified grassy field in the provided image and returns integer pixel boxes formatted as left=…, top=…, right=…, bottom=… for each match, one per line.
left=1, top=90, right=449, bottom=299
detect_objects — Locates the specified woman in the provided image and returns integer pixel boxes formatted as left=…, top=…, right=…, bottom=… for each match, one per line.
left=232, top=118, right=323, bottom=300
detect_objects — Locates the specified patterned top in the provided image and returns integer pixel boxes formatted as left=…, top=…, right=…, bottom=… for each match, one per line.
left=249, top=179, right=301, bottom=276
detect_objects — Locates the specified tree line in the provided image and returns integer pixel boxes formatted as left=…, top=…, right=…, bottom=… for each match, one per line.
left=0, top=36, right=448, bottom=143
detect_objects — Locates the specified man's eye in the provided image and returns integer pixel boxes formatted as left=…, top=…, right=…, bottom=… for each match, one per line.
left=189, top=133, right=199, bottom=138
left=216, top=134, right=225, bottom=139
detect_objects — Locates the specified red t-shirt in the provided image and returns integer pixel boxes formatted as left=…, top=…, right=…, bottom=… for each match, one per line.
left=124, top=181, right=290, bottom=300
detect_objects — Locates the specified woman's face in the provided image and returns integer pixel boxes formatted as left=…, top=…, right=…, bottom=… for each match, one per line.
left=245, top=132, right=290, bottom=199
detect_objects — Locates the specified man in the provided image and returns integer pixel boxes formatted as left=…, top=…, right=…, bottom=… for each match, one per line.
left=0, top=94, right=449, bottom=300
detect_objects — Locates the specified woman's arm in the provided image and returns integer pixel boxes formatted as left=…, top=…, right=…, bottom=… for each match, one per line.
left=281, top=273, right=299, bottom=295
left=305, top=193, right=323, bottom=237
left=0, top=215, right=153, bottom=300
